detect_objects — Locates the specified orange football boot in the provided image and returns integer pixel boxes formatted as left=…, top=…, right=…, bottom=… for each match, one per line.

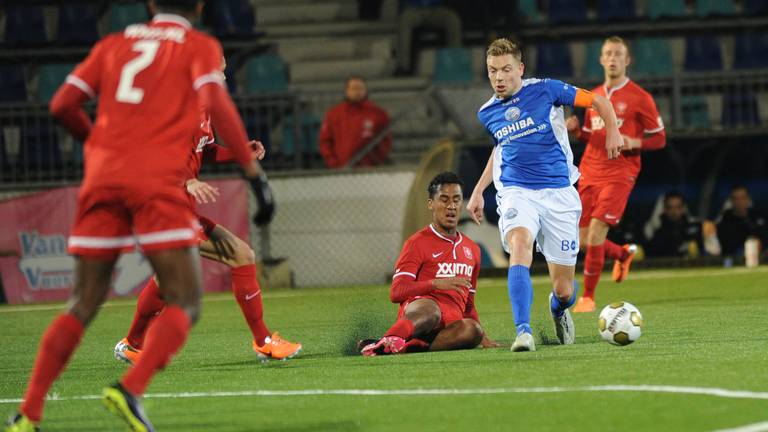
left=573, top=296, right=596, bottom=313
left=113, top=338, right=142, bottom=365
left=252, top=332, right=302, bottom=360
left=612, top=244, right=638, bottom=283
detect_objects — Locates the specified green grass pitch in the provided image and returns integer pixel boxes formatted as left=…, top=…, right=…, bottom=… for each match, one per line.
left=1, top=267, right=767, bottom=431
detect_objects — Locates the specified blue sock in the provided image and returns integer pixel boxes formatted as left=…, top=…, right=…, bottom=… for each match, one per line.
left=550, top=280, right=580, bottom=318
left=508, top=265, right=533, bottom=335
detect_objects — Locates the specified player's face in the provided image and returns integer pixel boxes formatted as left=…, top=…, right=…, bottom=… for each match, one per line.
left=428, top=183, right=463, bottom=232
left=345, top=79, right=367, bottom=103
left=600, top=42, right=630, bottom=80
left=487, top=55, right=524, bottom=99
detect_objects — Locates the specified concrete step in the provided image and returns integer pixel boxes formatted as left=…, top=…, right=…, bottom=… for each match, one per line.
left=290, top=57, right=394, bottom=82
left=290, top=76, right=429, bottom=93
left=262, top=20, right=395, bottom=39
left=256, top=1, right=358, bottom=26
left=277, top=36, right=393, bottom=63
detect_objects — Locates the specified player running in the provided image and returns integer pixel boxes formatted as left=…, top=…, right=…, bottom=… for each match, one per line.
left=359, top=172, right=498, bottom=355
left=5, top=1, right=262, bottom=431
left=113, top=64, right=301, bottom=366
left=467, top=38, right=623, bottom=352
left=568, top=36, right=666, bottom=313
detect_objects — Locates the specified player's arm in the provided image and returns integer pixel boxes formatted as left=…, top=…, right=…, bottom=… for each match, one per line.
left=318, top=112, right=338, bottom=168
left=466, top=146, right=495, bottom=225
left=389, top=239, right=470, bottom=303
left=186, top=178, right=220, bottom=204
left=203, top=141, right=265, bottom=164
left=566, top=114, right=591, bottom=144
left=574, top=89, right=622, bottom=159
left=624, top=94, right=666, bottom=151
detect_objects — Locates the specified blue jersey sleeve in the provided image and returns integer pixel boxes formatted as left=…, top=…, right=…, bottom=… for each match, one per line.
left=544, top=79, right=578, bottom=107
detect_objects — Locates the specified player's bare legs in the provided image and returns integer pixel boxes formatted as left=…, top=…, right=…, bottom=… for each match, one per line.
left=403, top=298, right=442, bottom=335
left=505, top=228, right=537, bottom=352
left=430, top=319, right=484, bottom=351
left=547, top=262, right=577, bottom=345
left=16, top=256, right=117, bottom=425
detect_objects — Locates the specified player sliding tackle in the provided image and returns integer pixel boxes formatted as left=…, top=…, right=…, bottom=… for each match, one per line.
left=360, top=172, right=499, bottom=356
left=467, top=38, right=623, bottom=352
left=114, top=59, right=301, bottom=366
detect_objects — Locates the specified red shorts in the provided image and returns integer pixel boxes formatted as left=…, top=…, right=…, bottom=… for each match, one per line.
left=397, top=295, right=465, bottom=340
left=68, top=185, right=200, bottom=257
left=578, top=182, right=634, bottom=227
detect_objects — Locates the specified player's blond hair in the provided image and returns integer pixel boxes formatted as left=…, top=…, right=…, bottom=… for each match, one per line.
left=603, top=35, right=631, bottom=57
left=486, top=38, right=522, bottom=62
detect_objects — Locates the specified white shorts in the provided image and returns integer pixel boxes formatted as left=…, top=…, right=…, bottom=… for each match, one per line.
left=496, top=185, right=582, bottom=266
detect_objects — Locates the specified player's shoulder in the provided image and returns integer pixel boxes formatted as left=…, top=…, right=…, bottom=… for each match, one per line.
left=478, top=94, right=499, bottom=115
left=625, top=79, right=654, bottom=99
left=459, top=231, right=480, bottom=249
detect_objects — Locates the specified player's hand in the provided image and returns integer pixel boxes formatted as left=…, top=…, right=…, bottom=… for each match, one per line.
left=431, top=277, right=471, bottom=293
left=186, top=179, right=220, bottom=204
left=249, top=140, right=266, bottom=161
left=621, top=135, right=642, bottom=150
left=605, top=128, right=623, bottom=160
left=566, top=115, right=580, bottom=133
left=466, top=193, right=485, bottom=225
left=480, top=335, right=501, bottom=348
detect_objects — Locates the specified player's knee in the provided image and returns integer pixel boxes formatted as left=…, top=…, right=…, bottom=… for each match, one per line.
left=232, top=241, right=256, bottom=266
left=552, top=277, right=574, bottom=299
left=462, top=320, right=484, bottom=347
left=66, top=296, right=100, bottom=326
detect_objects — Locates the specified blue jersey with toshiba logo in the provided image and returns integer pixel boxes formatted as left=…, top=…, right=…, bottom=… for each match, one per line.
left=477, top=78, right=580, bottom=190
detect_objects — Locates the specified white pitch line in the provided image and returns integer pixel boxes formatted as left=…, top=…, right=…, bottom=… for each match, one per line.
left=1, top=385, right=767, bottom=405
left=713, top=421, right=768, bottom=432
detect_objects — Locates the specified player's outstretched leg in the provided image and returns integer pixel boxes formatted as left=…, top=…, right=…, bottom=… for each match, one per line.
left=505, top=228, right=535, bottom=352
left=549, top=269, right=578, bottom=345
left=361, top=298, right=440, bottom=356
left=8, top=256, right=116, bottom=430
left=429, top=319, right=484, bottom=351
left=200, top=224, right=301, bottom=361
left=115, top=277, right=165, bottom=365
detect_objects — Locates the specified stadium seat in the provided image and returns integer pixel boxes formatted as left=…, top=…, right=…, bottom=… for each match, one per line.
left=281, top=114, right=321, bottom=159
left=0, top=65, right=28, bottom=102
left=108, top=3, right=150, bottom=32
left=58, top=3, right=100, bottom=45
left=517, top=0, right=542, bottom=24
left=681, top=96, right=709, bottom=129
left=38, top=64, right=77, bottom=103
left=733, top=33, right=768, bottom=69
left=548, top=0, right=587, bottom=24
left=433, top=47, right=474, bottom=84
left=632, top=38, right=674, bottom=77
left=245, top=54, right=289, bottom=93
left=4, top=5, right=47, bottom=46
left=743, top=0, right=768, bottom=14
left=211, top=0, right=256, bottom=39
left=695, top=0, right=735, bottom=17
left=597, top=0, right=636, bottom=22
left=684, top=36, right=723, bottom=71
left=722, top=93, right=759, bottom=127
left=584, top=40, right=604, bottom=80
left=535, top=42, right=573, bottom=79
left=645, top=0, right=686, bottom=19
left=19, top=123, right=62, bottom=170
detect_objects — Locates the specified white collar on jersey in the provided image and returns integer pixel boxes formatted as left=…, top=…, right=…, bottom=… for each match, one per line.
left=429, top=224, right=464, bottom=260
left=603, top=77, right=630, bottom=98
left=152, top=13, right=192, bottom=29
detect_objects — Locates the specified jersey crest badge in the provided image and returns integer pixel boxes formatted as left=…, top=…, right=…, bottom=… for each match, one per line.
left=504, top=106, right=521, bottom=122
left=463, top=246, right=473, bottom=259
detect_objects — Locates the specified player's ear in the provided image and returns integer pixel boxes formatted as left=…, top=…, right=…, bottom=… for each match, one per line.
left=427, top=198, right=434, bottom=211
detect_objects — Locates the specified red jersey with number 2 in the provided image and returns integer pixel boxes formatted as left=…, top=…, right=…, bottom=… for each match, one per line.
left=579, top=78, right=664, bottom=186
left=67, top=15, right=225, bottom=193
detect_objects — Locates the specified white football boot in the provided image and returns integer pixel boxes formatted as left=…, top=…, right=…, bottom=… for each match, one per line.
left=550, top=293, right=575, bottom=345
left=511, top=331, right=536, bottom=352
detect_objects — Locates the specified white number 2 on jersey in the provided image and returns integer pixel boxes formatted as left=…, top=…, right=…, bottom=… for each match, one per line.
left=116, top=40, right=160, bottom=104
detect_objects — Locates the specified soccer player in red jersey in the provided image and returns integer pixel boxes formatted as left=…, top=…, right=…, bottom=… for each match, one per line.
left=360, top=172, right=498, bottom=355
left=5, top=1, right=263, bottom=431
left=114, top=94, right=302, bottom=364
left=567, top=36, right=667, bottom=313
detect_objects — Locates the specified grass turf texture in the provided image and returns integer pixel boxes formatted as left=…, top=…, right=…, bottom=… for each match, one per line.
left=1, top=267, right=767, bottom=431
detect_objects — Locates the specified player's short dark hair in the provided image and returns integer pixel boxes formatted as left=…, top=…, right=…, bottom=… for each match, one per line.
left=487, top=38, right=522, bottom=62
left=428, top=172, right=464, bottom=199
left=663, top=191, right=685, bottom=205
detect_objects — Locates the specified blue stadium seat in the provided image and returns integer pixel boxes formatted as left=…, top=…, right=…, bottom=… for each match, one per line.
left=245, top=54, right=289, bottom=93
left=733, top=33, right=768, bottom=69
left=598, top=0, right=636, bottom=21
left=211, top=0, right=256, bottom=39
left=548, top=0, right=587, bottom=24
left=632, top=38, right=674, bottom=77
left=743, top=0, right=768, bottom=14
left=281, top=114, right=321, bottom=158
left=38, top=64, right=77, bottom=103
left=535, top=42, right=573, bottom=79
left=695, top=0, right=735, bottom=17
left=0, top=66, right=28, bottom=102
left=517, top=0, right=542, bottom=24
left=680, top=96, right=709, bottom=129
left=19, top=123, right=62, bottom=170
left=433, top=47, right=474, bottom=84
left=108, top=3, right=150, bottom=32
left=645, top=0, right=686, bottom=19
left=584, top=40, right=604, bottom=80
left=722, top=93, right=759, bottom=127
left=4, top=5, right=47, bottom=46
left=684, top=36, right=723, bottom=71
left=58, top=4, right=100, bottom=45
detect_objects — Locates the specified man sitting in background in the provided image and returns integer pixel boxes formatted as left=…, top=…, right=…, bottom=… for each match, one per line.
left=717, top=185, right=767, bottom=256
left=644, top=192, right=704, bottom=257
left=319, top=76, right=391, bottom=169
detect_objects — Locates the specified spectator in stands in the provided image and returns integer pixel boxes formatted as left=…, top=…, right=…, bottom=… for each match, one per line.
left=644, top=192, right=704, bottom=257
left=716, top=185, right=767, bottom=256
left=319, top=76, right=392, bottom=169
left=396, top=0, right=462, bottom=74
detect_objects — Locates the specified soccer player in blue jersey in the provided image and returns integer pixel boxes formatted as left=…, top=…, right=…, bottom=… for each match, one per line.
left=467, top=38, right=623, bottom=352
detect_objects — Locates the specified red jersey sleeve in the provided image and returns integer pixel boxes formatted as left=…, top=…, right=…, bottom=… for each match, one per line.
left=637, top=93, right=666, bottom=150
left=390, top=237, right=432, bottom=303
left=190, top=37, right=225, bottom=91
left=67, top=37, right=109, bottom=98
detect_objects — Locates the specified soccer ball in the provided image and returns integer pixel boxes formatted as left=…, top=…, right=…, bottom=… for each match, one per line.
left=598, top=302, right=643, bottom=346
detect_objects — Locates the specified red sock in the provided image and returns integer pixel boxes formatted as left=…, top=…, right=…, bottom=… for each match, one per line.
left=384, top=318, right=414, bottom=339
left=21, top=314, right=84, bottom=422
left=404, top=337, right=430, bottom=353
left=604, top=240, right=627, bottom=261
left=121, top=305, right=190, bottom=396
left=126, top=278, right=166, bottom=349
left=231, top=264, right=271, bottom=346
left=583, top=244, right=606, bottom=300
